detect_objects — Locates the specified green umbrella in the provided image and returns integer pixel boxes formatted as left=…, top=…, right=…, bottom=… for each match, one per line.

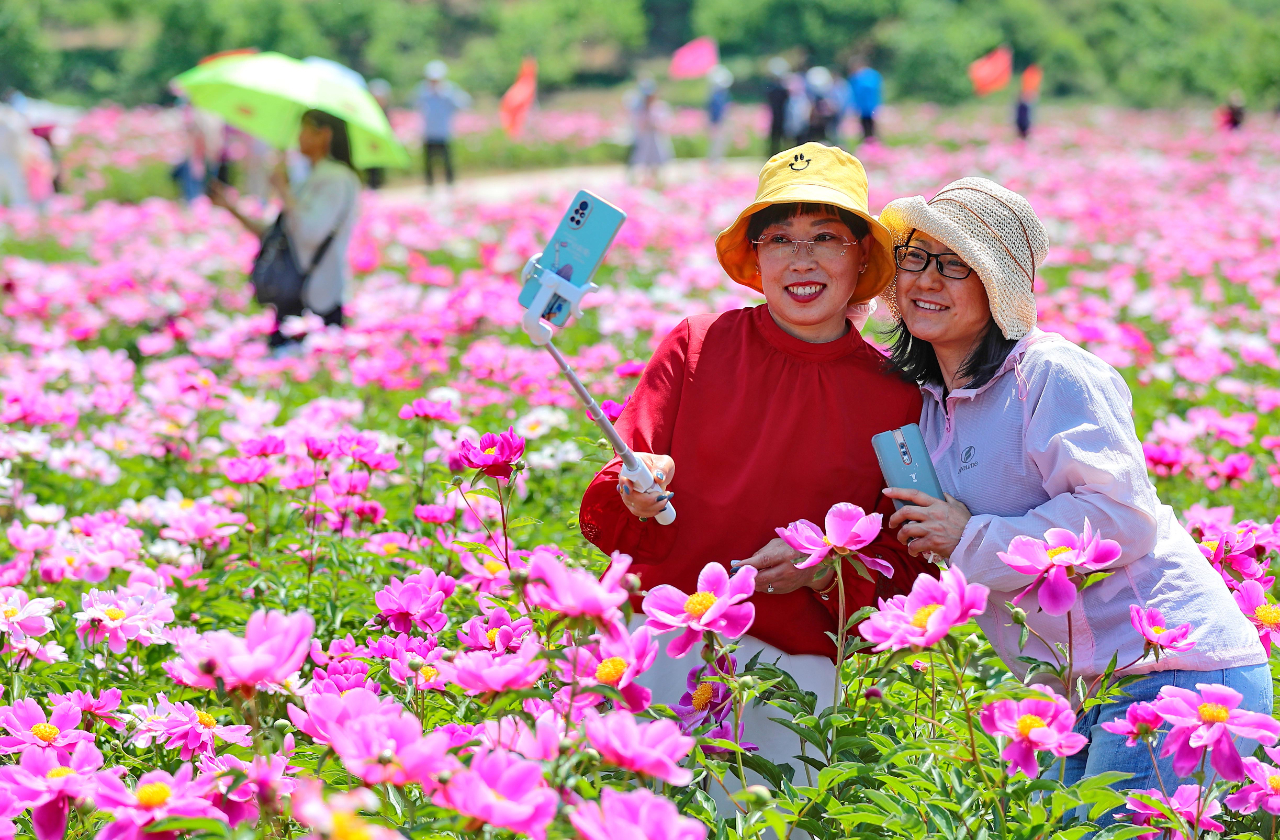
left=172, top=52, right=410, bottom=169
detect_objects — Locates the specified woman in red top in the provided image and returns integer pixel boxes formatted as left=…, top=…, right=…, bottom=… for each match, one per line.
left=578, top=144, right=927, bottom=773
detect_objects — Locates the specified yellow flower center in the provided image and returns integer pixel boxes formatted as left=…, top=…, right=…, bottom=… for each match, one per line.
left=1, top=608, right=15, bottom=619
left=482, top=446, right=496, bottom=455
left=683, top=591, right=717, bottom=619
left=1016, top=714, right=1047, bottom=738
left=331, top=812, right=373, bottom=840
left=1045, top=545, right=1072, bottom=560
left=1269, top=776, right=1280, bottom=794
left=1256, top=604, right=1280, bottom=627
left=180, top=499, right=195, bottom=510
left=382, top=544, right=399, bottom=555
left=482, top=560, right=505, bottom=575
left=104, top=608, right=126, bottom=621
left=1202, top=540, right=1219, bottom=553
left=420, top=665, right=439, bottom=683
left=594, top=657, right=628, bottom=686
left=485, top=628, right=501, bottom=646
left=1199, top=703, right=1230, bottom=723
left=46, top=767, right=75, bottom=779
left=31, top=723, right=59, bottom=743
left=136, top=782, right=171, bottom=809
left=1149, top=626, right=1166, bottom=635
left=196, top=711, right=216, bottom=728
left=691, top=682, right=715, bottom=712
left=910, top=603, right=944, bottom=629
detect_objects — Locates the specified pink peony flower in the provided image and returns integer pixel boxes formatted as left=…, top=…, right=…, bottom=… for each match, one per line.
left=776, top=502, right=888, bottom=573
left=1233, top=579, right=1280, bottom=656
left=223, top=457, right=271, bottom=485
left=481, top=713, right=564, bottom=762
left=642, top=562, right=756, bottom=658
left=1100, top=701, right=1165, bottom=747
left=287, top=688, right=403, bottom=747
left=165, top=609, right=313, bottom=694
left=2, top=740, right=121, bottom=840
left=49, top=689, right=124, bottom=730
left=456, top=607, right=533, bottom=653
left=290, top=779, right=399, bottom=840
left=73, top=587, right=174, bottom=654
left=414, top=504, right=456, bottom=524
left=1125, top=785, right=1223, bottom=840
left=858, top=566, right=988, bottom=652
left=1129, top=604, right=1195, bottom=657
left=373, top=571, right=455, bottom=634
left=524, top=549, right=630, bottom=625
left=1152, top=683, right=1280, bottom=781
left=328, top=712, right=457, bottom=786
left=398, top=398, right=461, bottom=423
left=583, top=709, right=695, bottom=784
left=997, top=520, right=1121, bottom=615
left=570, top=787, right=708, bottom=840
left=978, top=685, right=1086, bottom=778
left=457, top=427, right=525, bottom=479
left=1225, top=757, right=1280, bottom=815
left=94, top=764, right=225, bottom=840
left=442, top=638, right=548, bottom=695
left=435, top=749, right=559, bottom=840
left=0, top=589, right=55, bottom=641
left=0, top=699, right=95, bottom=759
left=154, top=702, right=252, bottom=760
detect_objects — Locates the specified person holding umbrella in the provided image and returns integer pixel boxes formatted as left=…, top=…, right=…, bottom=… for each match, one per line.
left=210, top=109, right=360, bottom=350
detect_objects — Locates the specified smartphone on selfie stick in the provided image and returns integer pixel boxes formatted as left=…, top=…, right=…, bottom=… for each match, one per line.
left=517, top=190, right=675, bottom=525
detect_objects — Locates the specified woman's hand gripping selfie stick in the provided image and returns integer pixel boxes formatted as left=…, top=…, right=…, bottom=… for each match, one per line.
left=520, top=255, right=675, bottom=525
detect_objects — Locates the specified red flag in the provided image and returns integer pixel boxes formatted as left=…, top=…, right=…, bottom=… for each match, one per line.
left=669, top=37, right=718, bottom=79
left=968, top=46, right=1013, bottom=97
left=499, top=58, right=538, bottom=138
left=1021, top=64, right=1043, bottom=98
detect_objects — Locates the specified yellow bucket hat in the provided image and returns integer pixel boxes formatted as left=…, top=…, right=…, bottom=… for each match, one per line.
left=715, top=142, right=895, bottom=305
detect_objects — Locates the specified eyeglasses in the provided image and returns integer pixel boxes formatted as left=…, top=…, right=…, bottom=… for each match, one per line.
left=751, top=232, right=857, bottom=262
left=894, top=244, right=974, bottom=280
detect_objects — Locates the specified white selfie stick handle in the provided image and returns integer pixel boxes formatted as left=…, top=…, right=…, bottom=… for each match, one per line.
left=618, top=457, right=676, bottom=525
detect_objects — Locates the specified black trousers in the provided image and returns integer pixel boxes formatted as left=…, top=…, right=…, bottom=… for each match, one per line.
left=860, top=114, right=876, bottom=140
left=424, top=141, right=454, bottom=185
left=268, top=301, right=344, bottom=348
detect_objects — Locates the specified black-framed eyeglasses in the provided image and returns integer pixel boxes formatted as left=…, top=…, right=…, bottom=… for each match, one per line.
left=751, top=232, right=858, bottom=262
left=894, top=244, right=974, bottom=280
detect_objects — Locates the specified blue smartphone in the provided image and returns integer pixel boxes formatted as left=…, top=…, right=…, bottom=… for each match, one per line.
left=871, top=424, right=945, bottom=510
left=517, top=190, right=627, bottom=326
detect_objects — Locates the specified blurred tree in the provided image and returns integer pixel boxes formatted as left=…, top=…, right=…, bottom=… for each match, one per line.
left=1, top=0, right=58, bottom=94
left=692, top=0, right=891, bottom=67
left=307, top=0, right=440, bottom=94
left=644, top=0, right=693, bottom=54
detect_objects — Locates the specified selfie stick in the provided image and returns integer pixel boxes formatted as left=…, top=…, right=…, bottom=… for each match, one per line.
left=520, top=254, right=675, bottom=525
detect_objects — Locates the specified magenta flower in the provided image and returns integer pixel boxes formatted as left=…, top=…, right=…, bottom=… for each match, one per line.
left=858, top=566, right=989, bottom=652
left=291, top=779, right=400, bottom=840
left=997, top=520, right=1121, bottom=615
left=165, top=609, right=313, bottom=694
left=642, top=562, right=756, bottom=658
left=1126, top=785, right=1223, bottom=840
left=414, top=504, right=456, bottom=524
left=0, top=589, right=55, bottom=641
left=557, top=625, right=660, bottom=714
left=583, top=709, right=695, bottom=784
left=74, top=587, right=173, bottom=654
left=3, top=740, right=121, bottom=840
left=672, top=657, right=735, bottom=733
left=240, top=435, right=285, bottom=457
left=49, top=689, right=124, bottom=730
left=398, top=398, right=461, bottom=423
left=776, top=502, right=888, bottom=573
left=329, top=713, right=457, bottom=786
left=94, top=764, right=225, bottom=840
left=1129, top=604, right=1195, bottom=657
left=1226, top=758, right=1280, bottom=815
left=456, top=607, right=533, bottom=653
left=155, top=702, right=252, bottom=759
left=524, top=549, right=630, bottom=625
left=1233, top=579, right=1280, bottom=655
left=1152, top=683, right=1280, bottom=781
left=373, top=572, right=454, bottom=634
left=0, top=699, right=95, bottom=759
left=223, top=457, right=271, bottom=485
left=287, top=688, right=403, bottom=747
left=978, top=686, right=1086, bottom=778
left=435, top=749, right=559, bottom=840
left=458, top=427, right=525, bottom=479
left=1100, top=701, right=1165, bottom=747
left=570, top=788, right=708, bottom=840
left=442, top=637, right=548, bottom=695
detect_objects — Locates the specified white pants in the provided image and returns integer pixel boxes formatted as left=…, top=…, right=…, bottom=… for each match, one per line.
left=630, top=616, right=835, bottom=812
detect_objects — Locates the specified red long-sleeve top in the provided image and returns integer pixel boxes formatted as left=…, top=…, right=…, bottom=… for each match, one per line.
left=579, top=305, right=932, bottom=661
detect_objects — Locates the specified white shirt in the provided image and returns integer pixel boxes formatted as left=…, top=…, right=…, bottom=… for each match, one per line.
left=285, top=158, right=360, bottom=314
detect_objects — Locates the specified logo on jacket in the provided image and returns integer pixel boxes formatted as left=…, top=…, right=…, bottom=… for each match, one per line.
left=789, top=152, right=810, bottom=171
left=959, top=444, right=979, bottom=474
left=962, top=446, right=975, bottom=464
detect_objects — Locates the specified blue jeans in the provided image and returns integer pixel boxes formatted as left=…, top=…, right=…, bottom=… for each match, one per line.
left=1061, top=663, right=1274, bottom=827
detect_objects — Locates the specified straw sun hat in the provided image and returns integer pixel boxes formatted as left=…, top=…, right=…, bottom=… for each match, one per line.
left=878, top=177, right=1048, bottom=340
left=715, top=142, right=895, bottom=305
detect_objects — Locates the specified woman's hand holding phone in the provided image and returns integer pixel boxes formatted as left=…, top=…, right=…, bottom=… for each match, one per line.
left=617, top=453, right=675, bottom=519
left=884, top=487, right=972, bottom=559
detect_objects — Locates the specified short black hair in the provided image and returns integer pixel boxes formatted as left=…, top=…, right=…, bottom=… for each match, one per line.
left=884, top=315, right=1017, bottom=390
left=301, top=109, right=355, bottom=171
left=746, top=202, right=870, bottom=244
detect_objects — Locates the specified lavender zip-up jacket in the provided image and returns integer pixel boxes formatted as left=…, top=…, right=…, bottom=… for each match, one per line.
left=920, top=328, right=1265, bottom=682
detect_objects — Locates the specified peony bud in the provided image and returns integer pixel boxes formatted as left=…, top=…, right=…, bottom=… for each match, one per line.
left=406, top=655, right=425, bottom=673
left=864, top=686, right=883, bottom=702
left=1010, top=607, right=1027, bottom=625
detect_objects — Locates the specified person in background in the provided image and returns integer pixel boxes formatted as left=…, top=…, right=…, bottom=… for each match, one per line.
left=783, top=70, right=810, bottom=150
left=1015, top=95, right=1032, bottom=140
left=0, top=102, right=32, bottom=208
left=210, top=110, right=361, bottom=352
left=416, top=61, right=470, bottom=188
left=705, top=64, right=734, bottom=172
left=801, top=67, right=837, bottom=145
left=628, top=80, right=672, bottom=188
left=849, top=61, right=882, bottom=142
left=1222, top=90, right=1246, bottom=131
left=366, top=78, right=393, bottom=190
left=764, top=57, right=791, bottom=157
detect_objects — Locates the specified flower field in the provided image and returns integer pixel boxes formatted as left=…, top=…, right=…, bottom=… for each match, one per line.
left=1, top=107, right=1280, bottom=839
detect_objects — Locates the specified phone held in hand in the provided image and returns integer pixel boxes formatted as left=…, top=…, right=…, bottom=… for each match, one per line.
left=871, top=424, right=945, bottom=510
left=516, top=190, right=627, bottom=326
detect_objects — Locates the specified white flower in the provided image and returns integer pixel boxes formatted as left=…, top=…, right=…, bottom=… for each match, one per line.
left=526, top=440, right=584, bottom=471
left=427, top=386, right=462, bottom=407
left=514, top=406, right=570, bottom=440
left=23, top=503, right=65, bottom=524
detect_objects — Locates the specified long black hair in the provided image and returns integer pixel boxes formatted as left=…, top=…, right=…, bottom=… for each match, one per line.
left=885, top=229, right=1018, bottom=391
left=301, top=109, right=354, bottom=170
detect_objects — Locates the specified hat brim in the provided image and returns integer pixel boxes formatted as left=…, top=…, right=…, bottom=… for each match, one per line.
left=714, top=182, right=897, bottom=305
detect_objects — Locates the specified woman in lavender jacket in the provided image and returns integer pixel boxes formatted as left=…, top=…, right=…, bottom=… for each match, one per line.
left=875, top=177, right=1270, bottom=806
